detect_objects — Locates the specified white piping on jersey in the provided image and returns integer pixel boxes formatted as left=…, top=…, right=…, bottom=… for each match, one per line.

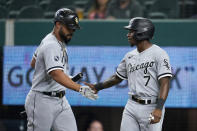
left=47, top=66, right=64, bottom=74
left=158, top=73, right=173, bottom=80
left=116, top=71, right=127, bottom=80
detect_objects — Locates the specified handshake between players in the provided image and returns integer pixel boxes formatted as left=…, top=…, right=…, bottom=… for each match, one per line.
left=24, top=8, right=171, bottom=131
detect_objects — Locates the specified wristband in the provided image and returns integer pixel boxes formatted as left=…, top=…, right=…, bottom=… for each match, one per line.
left=94, top=83, right=105, bottom=91
left=156, top=98, right=165, bottom=110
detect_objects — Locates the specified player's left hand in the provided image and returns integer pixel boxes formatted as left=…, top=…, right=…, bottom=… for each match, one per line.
left=149, top=109, right=162, bottom=124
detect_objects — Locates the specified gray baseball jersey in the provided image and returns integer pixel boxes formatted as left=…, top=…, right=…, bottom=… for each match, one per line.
left=32, top=32, right=69, bottom=92
left=116, top=44, right=172, bottom=131
left=25, top=33, right=78, bottom=131
left=116, top=44, right=172, bottom=97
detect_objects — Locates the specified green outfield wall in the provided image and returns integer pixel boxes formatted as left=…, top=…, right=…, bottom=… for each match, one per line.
left=2, top=19, right=197, bottom=46
left=0, top=21, right=5, bottom=46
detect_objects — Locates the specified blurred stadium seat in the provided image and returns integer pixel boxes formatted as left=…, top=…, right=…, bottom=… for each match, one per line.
left=7, top=0, right=36, bottom=18
left=148, top=0, right=179, bottom=18
left=43, top=0, right=74, bottom=18
left=17, top=5, right=44, bottom=19
left=143, top=0, right=155, bottom=17
left=0, top=5, right=8, bottom=18
left=0, top=0, right=196, bottom=19
left=179, top=0, right=195, bottom=18
left=148, top=12, right=168, bottom=19
left=0, top=0, right=6, bottom=7
left=39, top=0, right=50, bottom=11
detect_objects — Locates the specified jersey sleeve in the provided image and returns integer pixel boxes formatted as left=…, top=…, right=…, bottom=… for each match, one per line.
left=116, top=57, right=128, bottom=80
left=43, top=44, right=64, bottom=74
left=156, top=51, right=173, bottom=80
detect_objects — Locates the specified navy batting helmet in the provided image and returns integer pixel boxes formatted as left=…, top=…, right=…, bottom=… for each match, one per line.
left=54, top=8, right=80, bottom=30
left=124, top=17, right=155, bottom=41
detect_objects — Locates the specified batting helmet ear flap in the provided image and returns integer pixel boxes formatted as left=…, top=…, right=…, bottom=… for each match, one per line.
left=135, top=32, right=150, bottom=41
left=133, top=32, right=138, bottom=41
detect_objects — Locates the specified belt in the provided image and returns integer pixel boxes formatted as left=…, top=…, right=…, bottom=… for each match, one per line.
left=131, top=95, right=152, bottom=105
left=42, top=91, right=65, bottom=98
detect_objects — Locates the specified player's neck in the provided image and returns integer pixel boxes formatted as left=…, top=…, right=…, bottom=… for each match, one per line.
left=137, top=41, right=152, bottom=53
left=52, top=28, right=63, bottom=43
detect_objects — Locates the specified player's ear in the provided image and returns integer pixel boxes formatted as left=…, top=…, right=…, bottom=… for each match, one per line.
left=55, top=21, right=61, bottom=29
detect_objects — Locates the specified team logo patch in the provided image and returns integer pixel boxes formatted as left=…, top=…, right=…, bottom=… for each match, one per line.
left=143, top=27, right=148, bottom=31
left=163, top=59, right=170, bottom=70
left=54, top=56, right=59, bottom=61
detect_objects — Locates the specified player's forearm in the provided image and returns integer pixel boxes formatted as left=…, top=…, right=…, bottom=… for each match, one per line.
left=95, top=74, right=123, bottom=91
left=103, top=74, right=123, bottom=88
left=158, top=77, right=170, bottom=100
left=156, top=77, right=170, bottom=110
left=50, top=70, right=80, bottom=92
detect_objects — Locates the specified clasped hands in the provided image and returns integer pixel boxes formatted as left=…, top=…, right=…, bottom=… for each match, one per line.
left=79, top=82, right=98, bottom=100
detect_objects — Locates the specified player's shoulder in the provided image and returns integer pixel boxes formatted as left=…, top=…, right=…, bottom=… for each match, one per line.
left=41, top=33, right=60, bottom=49
left=125, top=48, right=138, bottom=58
left=151, top=44, right=169, bottom=60
left=152, top=44, right=168, bottom=55
left=42, top=33, right=57, bottom=45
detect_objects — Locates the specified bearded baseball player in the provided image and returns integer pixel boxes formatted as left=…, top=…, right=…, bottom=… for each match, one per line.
left=25, top=8, right=98, bottom=131
left=85, top=17, right=172, bottom=131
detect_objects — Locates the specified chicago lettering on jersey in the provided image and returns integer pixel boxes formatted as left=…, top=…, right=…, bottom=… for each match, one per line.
left=128, top=61, right=155, bottom=73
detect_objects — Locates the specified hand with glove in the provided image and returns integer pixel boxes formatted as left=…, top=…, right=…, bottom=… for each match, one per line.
left=83, top=82, right=104, bottom=94
left=82, top=74, right=123, bottom=100
left=79, top=86, right=98, bottom=100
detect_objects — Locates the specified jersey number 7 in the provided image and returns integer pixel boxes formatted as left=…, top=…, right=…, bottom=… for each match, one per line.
left=144, top=76, right=150, bottom=86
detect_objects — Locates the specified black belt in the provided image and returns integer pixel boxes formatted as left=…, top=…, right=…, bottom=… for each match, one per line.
left=132, top=95, right=152, bottom=105
left=43, top=91, right=65, bottom=98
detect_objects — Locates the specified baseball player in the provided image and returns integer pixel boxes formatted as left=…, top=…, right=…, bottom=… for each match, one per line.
left=85, top=17, right=172, bottom=131
left=25, top=8, right=97, bottom=131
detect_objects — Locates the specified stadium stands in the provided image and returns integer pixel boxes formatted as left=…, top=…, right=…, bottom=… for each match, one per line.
left=0, top=5, right=8, bottom=18
left=0, top=0, right=196, bottom=19
left=147, top=0, right=179, bottom=18
left=17, top=5, right=44, bottom=19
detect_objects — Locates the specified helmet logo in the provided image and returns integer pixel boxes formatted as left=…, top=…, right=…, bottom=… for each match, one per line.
left=75, top=17, right=79, bottom=24
left=143, top=27, right=148, bottom=31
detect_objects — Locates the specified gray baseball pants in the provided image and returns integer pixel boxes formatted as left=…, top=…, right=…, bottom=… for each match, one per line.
left=25, top=90, right=77, bottom=131
left=120, top=99, right=165, bottom=131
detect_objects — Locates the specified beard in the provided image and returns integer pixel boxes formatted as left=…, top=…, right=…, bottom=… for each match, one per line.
left=128, top=39, right=135, bottom=47
left=59, top=27, right=72, bottom=44
left=130, top=43, right=135, bottom=47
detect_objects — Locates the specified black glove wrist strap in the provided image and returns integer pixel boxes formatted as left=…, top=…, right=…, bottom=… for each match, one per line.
left=94, top=83, right=105, bottom=91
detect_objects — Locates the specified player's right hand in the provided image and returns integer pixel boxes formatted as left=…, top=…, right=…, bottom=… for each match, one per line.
left=149, top=109, right=162, bottom=124
left=83, top=82, right=98, bottom=93
left=79, top=86, right=98, bottom=100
